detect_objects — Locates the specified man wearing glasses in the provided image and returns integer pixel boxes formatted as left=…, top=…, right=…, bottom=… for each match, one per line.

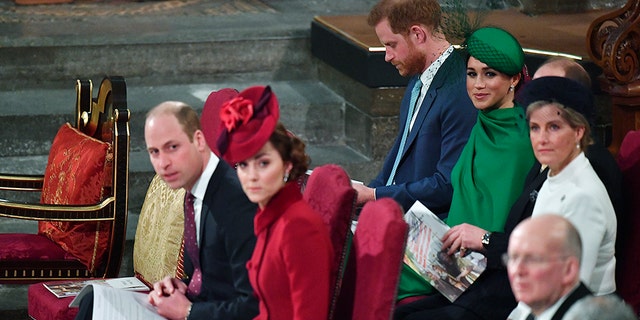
left=505, top=214, right=591, bottom=320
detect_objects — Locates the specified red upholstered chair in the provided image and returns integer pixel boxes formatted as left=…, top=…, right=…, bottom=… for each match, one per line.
left=616, top=130, right=640, bottom=314
left=302, top=164, right=357, bottom=320
left=342, top=198, right=408, bottom=320
left=0, top=76, right=130, bottom=283
left=28, top=174, right=185, bottom=320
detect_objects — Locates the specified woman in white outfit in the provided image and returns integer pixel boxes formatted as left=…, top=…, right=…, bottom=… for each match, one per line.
left=527, top=99, right=616, bottom=296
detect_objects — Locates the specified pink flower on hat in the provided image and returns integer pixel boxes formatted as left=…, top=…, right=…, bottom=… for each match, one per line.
left=220, top=97, right=254, bottom=132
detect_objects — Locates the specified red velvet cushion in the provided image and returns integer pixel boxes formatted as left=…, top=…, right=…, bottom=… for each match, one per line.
left=37, top=123, right=112, bottom=272
left=0, top=233, right=75, bottom=260
left=28, top=282, right=78, bottom=320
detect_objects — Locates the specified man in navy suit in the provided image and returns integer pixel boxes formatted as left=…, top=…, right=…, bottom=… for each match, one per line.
left=353, top=0, right=476, bottom=216
left=145, top=100, right=258, bottom=319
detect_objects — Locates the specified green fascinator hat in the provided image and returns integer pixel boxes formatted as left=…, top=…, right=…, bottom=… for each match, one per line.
left=465, top=27, right=524, bottom=76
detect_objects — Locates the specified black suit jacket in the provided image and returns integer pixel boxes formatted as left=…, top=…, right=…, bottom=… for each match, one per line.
left=185, top=160, right=259, bottom=319
left=550, top=282, right=592, bottom=320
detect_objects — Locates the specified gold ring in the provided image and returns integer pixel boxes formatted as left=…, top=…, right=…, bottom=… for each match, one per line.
left=460, top=246, right=466, bottom=252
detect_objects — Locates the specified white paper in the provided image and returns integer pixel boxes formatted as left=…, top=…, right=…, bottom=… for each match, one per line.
left=69, top=284, right=165, bottom=320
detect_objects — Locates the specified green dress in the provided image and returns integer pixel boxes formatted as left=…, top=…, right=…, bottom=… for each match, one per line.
left=397, top=105, right=534, bottom=300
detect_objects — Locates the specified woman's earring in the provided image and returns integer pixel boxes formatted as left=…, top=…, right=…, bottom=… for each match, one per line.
left=509, top=85, right=515, bottom=92
left=283, top=172, right=290, bottom=183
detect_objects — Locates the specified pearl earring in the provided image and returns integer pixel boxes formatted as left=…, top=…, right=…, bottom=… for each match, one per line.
left=283, top=172, right=290, bottom=183
left=509, top=85, right=515, bottom=92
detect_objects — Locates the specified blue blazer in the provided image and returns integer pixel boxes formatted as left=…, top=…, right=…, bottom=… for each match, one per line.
left=370, top=49, right=476, bottom=215
left=185, top=160, right=259, bottom=319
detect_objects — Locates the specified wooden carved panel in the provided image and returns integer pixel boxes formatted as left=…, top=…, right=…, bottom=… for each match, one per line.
left=587, top=0, right=640, bottom=154
left=588, top=0, right=640, bottom=91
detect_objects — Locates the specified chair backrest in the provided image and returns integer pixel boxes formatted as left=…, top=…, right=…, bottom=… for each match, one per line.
left=351, top=198, right=408, bottom=320
left=77, top=76, right=130, bottom=277
left=302, top=164, right=357, bottom=320
left=615, top=129, right=640, bottom=314
left=67, top=76, right=130, bottom=278
left=134, top=174, right=185, bottom=285
left=0, top=76, right=130, bottom=281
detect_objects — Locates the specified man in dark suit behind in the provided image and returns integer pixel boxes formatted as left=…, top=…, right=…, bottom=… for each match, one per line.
left=506, top=214, right=592, bottom=320
left=144, top=100, right=258, bottom=319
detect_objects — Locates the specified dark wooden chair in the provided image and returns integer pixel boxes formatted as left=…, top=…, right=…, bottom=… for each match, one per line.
left=0, top=76, right=130, bottom=283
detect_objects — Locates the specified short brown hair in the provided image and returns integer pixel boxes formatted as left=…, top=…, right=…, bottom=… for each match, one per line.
left=367, top=0, right=442, bottom=36
left=146, top=101, right=201, bottom=142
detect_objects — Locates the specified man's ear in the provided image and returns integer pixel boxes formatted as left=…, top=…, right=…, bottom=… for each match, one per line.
left=408, top=25, right=427, bottom=43
left=563, top=256, right=580, bottom=284
left=193, top=130, right=208, bottom=151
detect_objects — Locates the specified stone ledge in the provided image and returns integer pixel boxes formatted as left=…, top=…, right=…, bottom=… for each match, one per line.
left=311, top=15, right=408, bottom=88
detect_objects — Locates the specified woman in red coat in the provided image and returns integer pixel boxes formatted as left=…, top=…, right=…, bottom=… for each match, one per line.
left=203, top=85, right=333, bottom=320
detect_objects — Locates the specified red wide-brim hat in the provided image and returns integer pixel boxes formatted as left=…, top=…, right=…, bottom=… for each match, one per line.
left=201, top=86, right=280, bottom=165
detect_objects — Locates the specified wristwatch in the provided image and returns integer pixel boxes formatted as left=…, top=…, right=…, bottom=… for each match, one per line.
left=481, top=232, right=492, bottom=248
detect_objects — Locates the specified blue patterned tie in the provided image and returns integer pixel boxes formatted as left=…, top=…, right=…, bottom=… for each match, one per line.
left=184, top=192, right=202, bottom=298
left=386, top=79, right=422, bottom=185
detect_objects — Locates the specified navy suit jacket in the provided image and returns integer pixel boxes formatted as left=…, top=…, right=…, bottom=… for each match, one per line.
left=370, top=49, right=476, bottom=214
left=185, top=160, right=259, bottom=320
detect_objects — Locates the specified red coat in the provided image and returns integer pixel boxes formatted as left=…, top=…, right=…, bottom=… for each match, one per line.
left=247, top=182, right=333, bottom=320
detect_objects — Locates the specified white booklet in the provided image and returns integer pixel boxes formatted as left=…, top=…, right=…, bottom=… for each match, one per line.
left=403, top=201, right=487, bottom=302
left=69, top=283, right=165, bottom=320
left=43, top=276, right=149, bottom=298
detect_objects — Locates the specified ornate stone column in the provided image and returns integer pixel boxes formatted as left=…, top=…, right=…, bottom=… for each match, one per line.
left=587, top=0, right=640, bottom=154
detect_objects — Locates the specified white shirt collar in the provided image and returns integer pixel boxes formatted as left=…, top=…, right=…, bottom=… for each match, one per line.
left=190, top=151, right=220, bottom=201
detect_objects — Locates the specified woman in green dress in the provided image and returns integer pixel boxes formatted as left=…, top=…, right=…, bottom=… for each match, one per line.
left=396, top=27, right=535, bottom=320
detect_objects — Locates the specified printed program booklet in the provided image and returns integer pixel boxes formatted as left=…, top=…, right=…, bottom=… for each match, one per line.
left=69, top=283, right=164, bottom=320
left=403, top=201, right=487, bottom=302
left=43, top=276, right=149, bottom=298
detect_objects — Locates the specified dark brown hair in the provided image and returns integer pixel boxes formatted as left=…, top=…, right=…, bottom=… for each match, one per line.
left=269, top=122, right=310, bottom=181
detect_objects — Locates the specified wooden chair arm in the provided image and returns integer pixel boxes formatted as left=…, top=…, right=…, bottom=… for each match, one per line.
left=0, top=174, right=44, bottom=192
left=0, top=197, right=116, bottom=221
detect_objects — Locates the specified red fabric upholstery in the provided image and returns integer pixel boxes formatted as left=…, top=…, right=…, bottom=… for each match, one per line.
left=28, top=282, right=78, bottom=320
left=38, top=123, right=112, bottom=272
left=351, top=198, right=408, bottom=320
left=0, top=234, right=75, bottom=261
left=302, top=164, right=357, bottom=319
left=616, top=130, right=640, bottom=314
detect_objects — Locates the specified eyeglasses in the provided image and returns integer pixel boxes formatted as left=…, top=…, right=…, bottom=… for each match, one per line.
left=502, top=253, right=569, bottom=268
